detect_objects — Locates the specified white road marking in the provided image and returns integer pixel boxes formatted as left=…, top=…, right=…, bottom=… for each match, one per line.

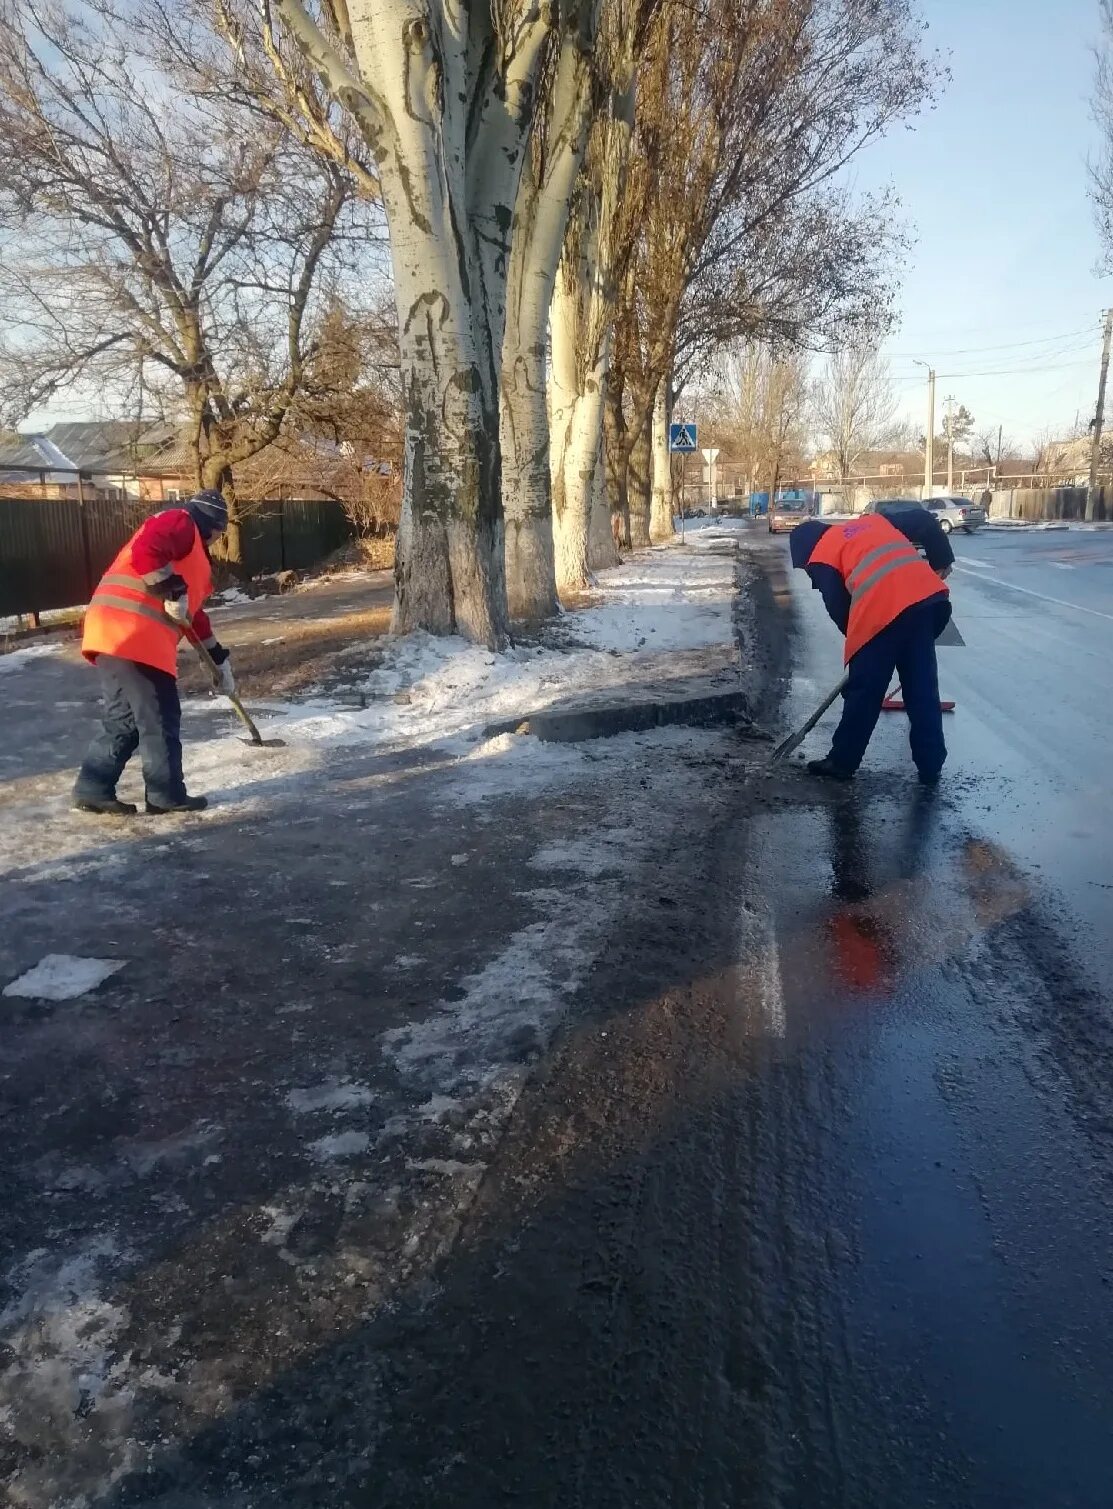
left=1050, top=561, right=1075, bottom=570
left=759, top=931, right=786, bottom=1039
left=739, top=901, right=786, bottom=1039
left=958, top=557, right=993, bottom=570
left=953, top=564, right=1113, bottom=623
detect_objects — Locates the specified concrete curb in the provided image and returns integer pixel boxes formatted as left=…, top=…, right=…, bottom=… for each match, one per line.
left=484, top=683, right=752, bottom=743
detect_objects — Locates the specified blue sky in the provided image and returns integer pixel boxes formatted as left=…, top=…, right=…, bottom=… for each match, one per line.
left=848, top=0, right=1109, bottom=451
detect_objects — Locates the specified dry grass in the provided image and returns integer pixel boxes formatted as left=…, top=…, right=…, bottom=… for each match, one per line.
left=179, top=606, right=392, bottom=699
left=318, top=536, right=395, bottom=574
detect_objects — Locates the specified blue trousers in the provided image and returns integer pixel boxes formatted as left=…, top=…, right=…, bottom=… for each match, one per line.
left=829, top=600, right=950, bottom=778
left=74, top=654, right=186, bottom=807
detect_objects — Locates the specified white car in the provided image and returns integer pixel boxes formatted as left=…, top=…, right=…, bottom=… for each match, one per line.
left=867, top=496, right=986, bottom=535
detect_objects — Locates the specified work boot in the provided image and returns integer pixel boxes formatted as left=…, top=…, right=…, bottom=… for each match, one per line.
left=145, top=794, right=208, bottom=815
left=72, top=796, right=138, bottom=817
left=917, top=769, right=942, bottom=788
left=807, top=757, right=855, bottom=782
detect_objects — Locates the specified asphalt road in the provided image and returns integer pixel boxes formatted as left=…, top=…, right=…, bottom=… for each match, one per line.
left=364, top=527, right=1113, bottom=1509
left=4, top=529, right=1112, bottom=1507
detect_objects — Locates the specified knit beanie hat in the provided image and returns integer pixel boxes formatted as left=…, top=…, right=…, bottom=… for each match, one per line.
left=185, top=489, right=229, bottom=539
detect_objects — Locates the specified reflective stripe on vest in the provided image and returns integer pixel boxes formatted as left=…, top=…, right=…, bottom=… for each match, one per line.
left=808, top=515, right=947, bottom=663
left=849, top=547, right=920, bottom=603
left=845, top=541, right=919, bottom=592
left=88, top=593, right=175, bottom=630
left=82, top=519, right=211, bottom=675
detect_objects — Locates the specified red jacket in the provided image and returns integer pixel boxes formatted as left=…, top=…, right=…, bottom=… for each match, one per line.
left=82, top=510, right=221, bottom=675
left=129, top=511, right=217, bottom=644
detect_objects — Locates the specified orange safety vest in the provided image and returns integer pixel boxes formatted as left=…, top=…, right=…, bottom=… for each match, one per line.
left=809, top=514, right=948, bottom=662
left=82, top=523, right=212, bottom=677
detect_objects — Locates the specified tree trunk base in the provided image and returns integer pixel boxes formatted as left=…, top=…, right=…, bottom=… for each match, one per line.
left=393, top=515, right=509, bottom=648
left=505, top=518, right=559, bottom=621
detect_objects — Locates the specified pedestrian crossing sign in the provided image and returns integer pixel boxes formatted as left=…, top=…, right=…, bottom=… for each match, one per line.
left=669, top=422, right=698, bottom=452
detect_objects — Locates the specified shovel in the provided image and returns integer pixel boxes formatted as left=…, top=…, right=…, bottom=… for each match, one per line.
left=185, top=627, right=286, bottom=748
left=770, top=672, right=848, bottom=764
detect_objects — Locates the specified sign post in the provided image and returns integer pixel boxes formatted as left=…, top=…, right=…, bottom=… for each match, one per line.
left=669, top=422, right=698, bottom=542
left=701, top=447, right=720, bottom=510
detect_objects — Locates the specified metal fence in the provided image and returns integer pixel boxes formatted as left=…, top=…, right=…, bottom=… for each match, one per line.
left=0, top=496, right=355, bottom=619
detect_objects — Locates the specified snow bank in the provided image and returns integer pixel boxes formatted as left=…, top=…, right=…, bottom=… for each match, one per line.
left=235, top=545, right=738, bottom=758
left=0, top=543, right=740, bottom=877
left=0, top=642, right=64, bottom=673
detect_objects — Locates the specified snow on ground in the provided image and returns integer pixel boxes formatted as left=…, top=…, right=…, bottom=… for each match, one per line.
left=0, top=543, right=739, bottom=878
left=0, top=543, right=748, bottom=1493
left=208, top=586, right=255, bottom=608
left=231, top=545, right=737, bottom=756
left=0, top=642, right=63, bottom=672
left=2, top=954, right=124, bottom=1002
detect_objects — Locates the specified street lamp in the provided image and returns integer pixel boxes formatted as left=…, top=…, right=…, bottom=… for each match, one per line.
left=912, top=359, right=936, bottom=497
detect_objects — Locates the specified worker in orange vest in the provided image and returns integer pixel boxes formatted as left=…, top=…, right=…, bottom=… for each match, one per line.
left=73, top=490, right=234, bottom=816
left=789, top=510, right=954, bottom=784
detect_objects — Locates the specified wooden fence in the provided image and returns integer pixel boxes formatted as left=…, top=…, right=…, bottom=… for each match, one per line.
left=0, top=496, right=355, bottom=619
left=985, top=486, right=1111, bottom=523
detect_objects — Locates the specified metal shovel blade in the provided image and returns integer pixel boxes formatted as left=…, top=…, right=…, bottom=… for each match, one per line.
left=769, top=673, right=849, bottom=765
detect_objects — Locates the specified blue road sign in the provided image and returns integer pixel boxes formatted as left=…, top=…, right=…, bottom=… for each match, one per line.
left=669, top=422, right=698, bottom=452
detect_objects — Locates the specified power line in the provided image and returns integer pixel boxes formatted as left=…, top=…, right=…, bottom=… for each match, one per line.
left=890, top=340, right=1098, bottom=374
left=887, top=343, right=1098, bottom=382
left=934, top=356, right=1097, bottom=380
left=886, top=324, right=1099, bottom=358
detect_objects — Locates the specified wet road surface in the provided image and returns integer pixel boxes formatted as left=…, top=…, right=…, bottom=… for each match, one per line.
left=364, top=528, right=1113, bottom=1508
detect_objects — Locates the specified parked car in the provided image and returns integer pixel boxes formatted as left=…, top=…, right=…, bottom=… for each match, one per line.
left=768, top=497, right=815, bottom=534
left=864, top=496, right=986, bottom=534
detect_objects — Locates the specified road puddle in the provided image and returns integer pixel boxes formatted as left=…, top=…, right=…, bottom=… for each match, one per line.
left=748, top=791, right=1032, bottom=1030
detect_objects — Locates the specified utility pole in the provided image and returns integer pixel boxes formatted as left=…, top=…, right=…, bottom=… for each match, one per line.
left=945, top=394, right=955, bottom=492
left=914, top=360, right=936, bottom=498
left=1088, top=308, right=1113, bottom=520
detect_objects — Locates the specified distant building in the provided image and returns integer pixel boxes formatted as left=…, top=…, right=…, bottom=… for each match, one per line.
left=813, top=449, right=925, bottom=483
left=0, top=420, right=395, bottom=509
left=1037, top=435, right=1113, bottom=484
left=0, top=420, right=192, bottom=501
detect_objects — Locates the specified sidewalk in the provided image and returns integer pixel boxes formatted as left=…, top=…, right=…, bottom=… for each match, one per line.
left=0, top=531, right=774, bottom=1506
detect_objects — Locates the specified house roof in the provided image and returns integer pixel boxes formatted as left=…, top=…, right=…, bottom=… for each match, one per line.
left=0, top=420, right=194, bottom=480
left=41, top=420, right=152, bottom=469
left=1041, top=435, right=1113, bottom=473
left=94, top=425, right=194, bottom=477
left=0, top=434, right=77, bottom=484
left=2, top=418, right=389, bottom=492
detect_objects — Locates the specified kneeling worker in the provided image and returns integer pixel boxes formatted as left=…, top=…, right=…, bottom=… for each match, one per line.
left=789, top=506, right=954, bottom=784
left=73, top=489, right=235, bottom=816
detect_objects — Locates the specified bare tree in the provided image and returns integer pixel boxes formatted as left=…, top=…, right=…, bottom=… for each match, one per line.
left=548, top=0, right=659, bottom=593
left=0, top=0, right=377, bottom=567
left=1092, top=0, right=1113, bottom=265
left=812, top=344, right=898, bottom=481
left=603, top=0, right=934, bottom=546
left=704, top=343, right=808, bottom=494
left=500, top=14, right=599, bottom=619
